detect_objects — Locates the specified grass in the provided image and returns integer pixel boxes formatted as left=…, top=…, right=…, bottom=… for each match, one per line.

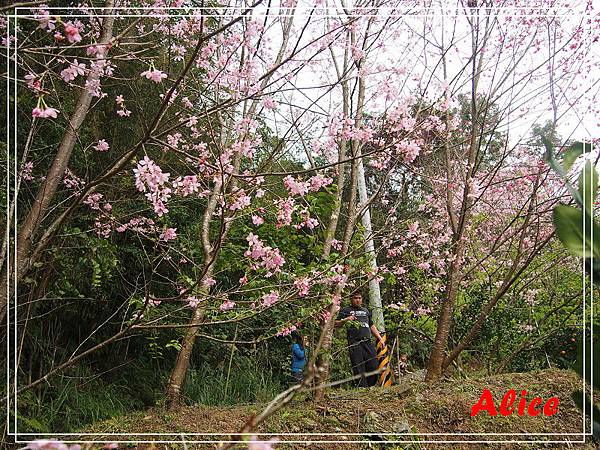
left=183, top=362, right=285, bottom=406
left=15, top=357, right=285, bottom=435
left=79, top=368, right=598, bottom=449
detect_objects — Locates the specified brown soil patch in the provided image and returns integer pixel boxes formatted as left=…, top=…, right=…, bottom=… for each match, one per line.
left=77, top=368, right=596, bottom=449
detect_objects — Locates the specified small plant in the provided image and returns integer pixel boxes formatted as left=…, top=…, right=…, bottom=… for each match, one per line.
left=544, top=138, right=599, bottom=439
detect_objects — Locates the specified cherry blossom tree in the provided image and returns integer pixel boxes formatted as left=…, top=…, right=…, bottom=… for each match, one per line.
left=2, top=0, right=599, bottom=444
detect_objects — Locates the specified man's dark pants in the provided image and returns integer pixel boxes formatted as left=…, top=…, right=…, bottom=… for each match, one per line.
left=348, top=339, right=378, bottom=387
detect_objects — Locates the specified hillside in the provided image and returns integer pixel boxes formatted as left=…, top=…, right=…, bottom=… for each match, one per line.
left=78, top=369, right=596, bottom=449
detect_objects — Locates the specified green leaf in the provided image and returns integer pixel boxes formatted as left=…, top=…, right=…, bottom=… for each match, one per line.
left=563, top=141, right=593, bottom=172
left=578, top=161, right=598, bottom=217
left=553, top=205, right=600, bottom=259
left=19, top=415, right=50, bottom=432
left=543, top=136, right=565, bottom=177
left=165, top=340, right=182, bottom=351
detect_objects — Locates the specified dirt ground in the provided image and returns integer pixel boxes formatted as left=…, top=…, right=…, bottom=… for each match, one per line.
left=74, top=368, right=596, bottom=449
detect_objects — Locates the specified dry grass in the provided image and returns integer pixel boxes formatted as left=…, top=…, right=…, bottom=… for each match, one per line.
left=78, top=368, right=596, bottom=449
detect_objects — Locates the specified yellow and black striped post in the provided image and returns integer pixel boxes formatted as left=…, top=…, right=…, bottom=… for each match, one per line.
left=376, top=333, right=393, bottom=387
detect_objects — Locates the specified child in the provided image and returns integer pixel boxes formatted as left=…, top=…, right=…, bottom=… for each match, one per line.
left=290, top=331, right=307, bottom=383
left=397, top=353, right=410, bottom=377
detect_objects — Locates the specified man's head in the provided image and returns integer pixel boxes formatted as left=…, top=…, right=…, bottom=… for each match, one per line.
left=350, top=291, right=363, bottom=307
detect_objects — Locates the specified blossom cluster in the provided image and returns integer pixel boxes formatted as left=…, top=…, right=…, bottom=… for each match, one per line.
left=245, top=234, right=286, bottom=276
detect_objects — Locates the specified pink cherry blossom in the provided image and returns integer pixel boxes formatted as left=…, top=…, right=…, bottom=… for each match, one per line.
left=148, top=298, right=161, bottom=307
left=133, top=156, right=171, bottom=216
left=417, top=261, right=430, bottom=270
left=60, top=59, right=86, bottom=82
left=295, top=209, right=319, bottom=230
left=94, top=139, right=109, bottom=152
left=141, top=69, right=167, bottom=83
left=83, top=193, right=103, bottom=210
left=25, top=73, right=41, bottom=91
left=262, top=248, right=285, bottom=273
left=263, top=97, right=278, bottom=110
left=275, top=198, right=295, bottom=227
left=407, top=222, right=419, bottom=236
left=277, top=325, right=297, bottom=337
left=244, top=234, right=286, bottom=275
left=219, top=299, right=235, bottom=311
left=414, top=306, right=431, bottom=317
left=172, top=175, right=200, bottom=197
left=134, top=156, right=169, bottom=192
left=62, top=168, right=84, bottom=191
left=329, top=294, right=340, bottom=306
left=26, top=439, right=79, bottom=450
left=203, top=277, right=217, bottom=287
left=229, top=190, right=251, bottom=211
left=33, top=7, right=55, bottom=31
left=21, top=161, right=34, bottom=181
left=85, top=78, right=102, bottom=97
left=261, top=290, right=279, bottom=308
left=26, top=440, right=61, bottom=450
left=283, top=175, right=309, bottom=196
left=187, top=296, right=201, bottom=308
left=115, top=95, right=132, bottom=116
left=63, top=22, right=82, bottom=43
left=159, top=227, right=177, bottom=241
left=248, top=435, right=278, bottom=450
left=32, top=106, right=59, bottom=119
left=308, top=174, right=333, bottom=191
left=294, top=277, right=310, bottom=297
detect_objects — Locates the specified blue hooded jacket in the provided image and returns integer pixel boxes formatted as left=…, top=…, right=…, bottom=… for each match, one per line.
left=291, top=343, right=305, bottom=373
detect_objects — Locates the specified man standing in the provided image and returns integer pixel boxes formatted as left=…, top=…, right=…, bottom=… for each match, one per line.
left=335, top=291, right=384, bottom=387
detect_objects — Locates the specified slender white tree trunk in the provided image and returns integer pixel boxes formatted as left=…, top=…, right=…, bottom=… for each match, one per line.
left=356, top=155, right=384, bottom=332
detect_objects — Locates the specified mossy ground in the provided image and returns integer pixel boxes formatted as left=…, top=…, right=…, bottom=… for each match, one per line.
left=75, top=368, right=596, bottom=449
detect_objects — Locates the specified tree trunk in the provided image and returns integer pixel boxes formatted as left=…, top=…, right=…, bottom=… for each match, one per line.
left=314, top=25, right=367, bottom=400
left=424, top=256, right=461, bottom=380
left=164, top=276, right=211, bottom=409
left=356, top=153, right=384, bottom=331
left=164, top=13, right=296, bottom=407
left=314, top=108, right=361, bottom=403
left=0, top=2, right=115, bottom=325
left=425, top=11, right=487, bottom=381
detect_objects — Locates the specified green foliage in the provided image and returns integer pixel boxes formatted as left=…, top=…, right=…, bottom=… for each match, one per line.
left=545, top=137, right=599, bottom=440
left=563, top=141, right=594, bottom=173
left=553, top=205, right=600, bottom=259
left=546, top=140, right=600, bottom=261
left=183, top=357, right=285, bottom=406
left=17, top=364, right=159, bottom=433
